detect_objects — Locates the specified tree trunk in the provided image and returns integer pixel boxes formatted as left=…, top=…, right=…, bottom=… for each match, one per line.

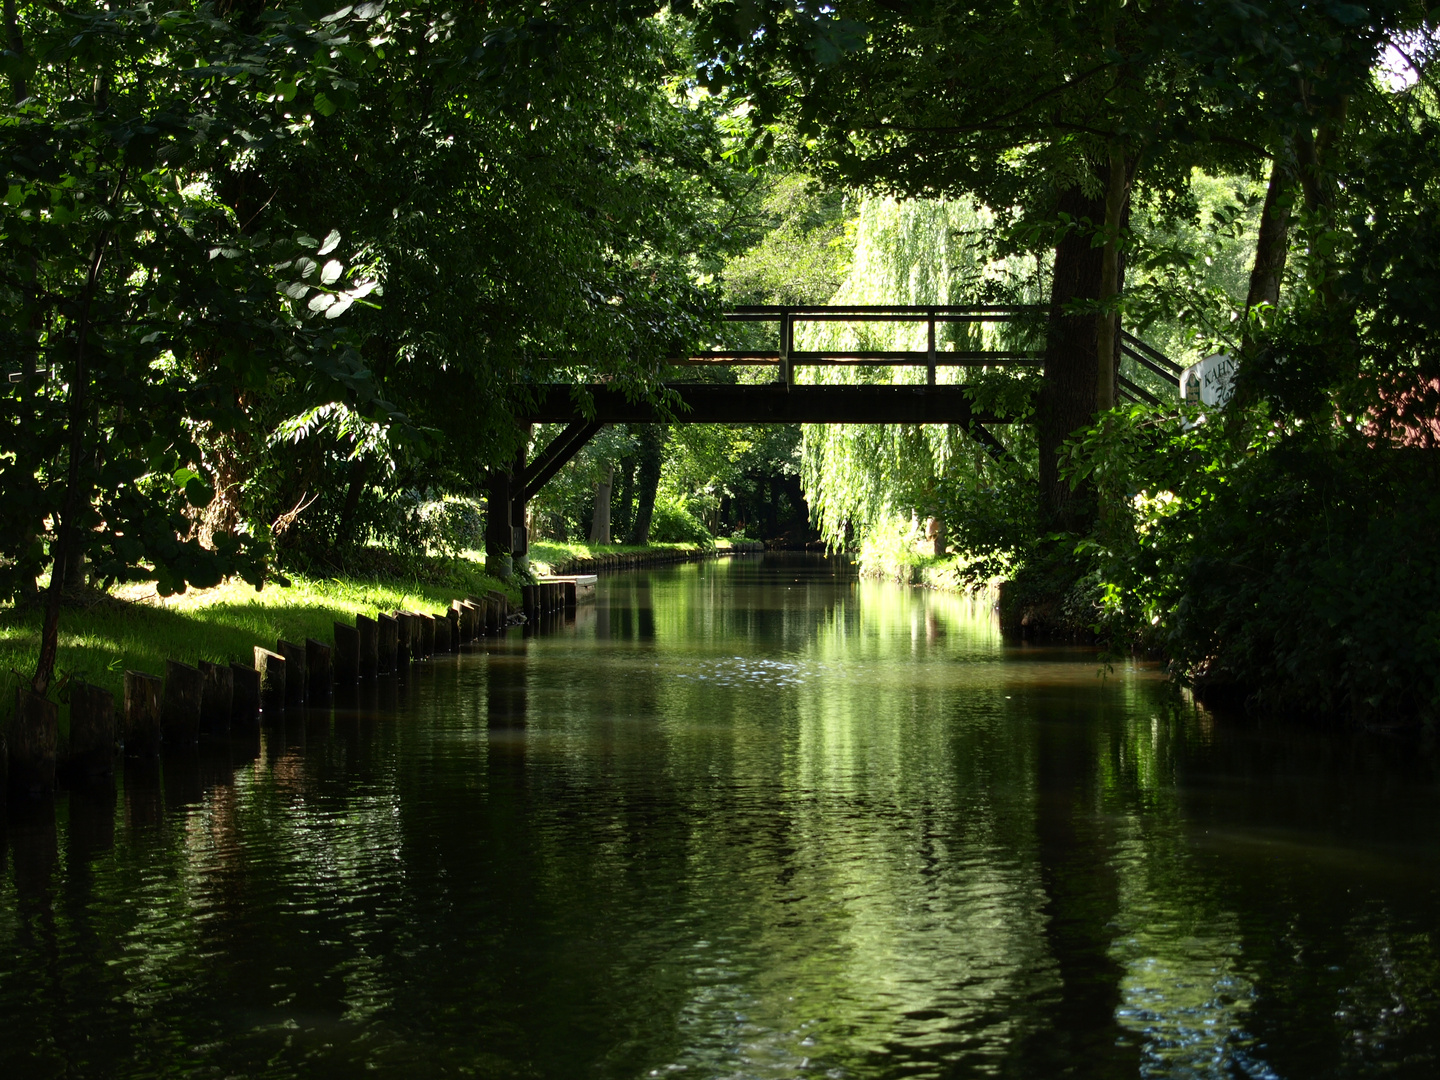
left=510, top=439, right=529, bottom=569
left=1295, top=89, right=1348, bottom=306
left=484, top=466, right=514, bottom=578
left=615, top=453, right=637, bottom=540
left=333, top=456, right=372, bottom=551
left=627, top=425, right=664, bottom=545
left=589, top=465, right=614, bottom=544
left=1095, top=145, right=1130, bottom=413
left=1039, top=182, right=1107, bottom=533
left=763, top=476, right=780, bottom=539
left=1245, top=154, right=1293, bottom=318
left=783, top=473, right=808, bottom=536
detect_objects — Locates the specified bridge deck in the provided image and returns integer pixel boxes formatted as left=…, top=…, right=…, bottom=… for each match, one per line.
left=492, top=308, right=1183, bottom=569
left=525, top=383, right=1007, bottom=426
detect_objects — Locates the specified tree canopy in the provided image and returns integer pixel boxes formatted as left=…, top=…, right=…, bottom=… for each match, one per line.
left=2, top=0, right=742, bottom=691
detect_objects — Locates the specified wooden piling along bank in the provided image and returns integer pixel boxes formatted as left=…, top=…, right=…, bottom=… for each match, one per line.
left=6, top=587, right=530, bottom=793
left=5, top=546, right=761, bottom=793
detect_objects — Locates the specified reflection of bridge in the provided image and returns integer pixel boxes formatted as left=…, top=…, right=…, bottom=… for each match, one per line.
left=487, top=306, right=1182, bottom=573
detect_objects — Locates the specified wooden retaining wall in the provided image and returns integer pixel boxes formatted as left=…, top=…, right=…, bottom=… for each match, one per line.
left=4, top=544, right=768, bottom=795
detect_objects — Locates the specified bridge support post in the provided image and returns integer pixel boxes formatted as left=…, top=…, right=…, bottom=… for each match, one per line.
left=485, top=430, right=533, bottom=580
left=511, top=437, right=530, bottom=575
left=779, top=308, right=792, bottom=389
left=927, top=309, right=937, bottom=386
left=485, top=467, right=514, bottom=580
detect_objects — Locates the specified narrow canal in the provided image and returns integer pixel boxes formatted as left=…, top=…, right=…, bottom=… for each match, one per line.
left=3, top=555, right=1439, bottom=1079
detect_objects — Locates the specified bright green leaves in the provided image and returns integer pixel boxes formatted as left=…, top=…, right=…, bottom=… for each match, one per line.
left=0, top=0, right=395, bottom=615
left=171, top=467, right=215, bottom=508
left=272, top=231, right=379, bottom=324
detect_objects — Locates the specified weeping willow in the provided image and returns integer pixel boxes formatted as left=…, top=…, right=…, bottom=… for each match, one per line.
left=799, top=197, right=1042, bottom=551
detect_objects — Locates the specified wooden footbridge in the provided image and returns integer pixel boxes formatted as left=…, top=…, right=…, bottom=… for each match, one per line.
left=487, top=305, right=1182, bottom=570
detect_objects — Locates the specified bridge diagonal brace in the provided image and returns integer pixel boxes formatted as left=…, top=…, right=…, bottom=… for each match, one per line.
left=1117, top=374, right=1162, bottom=407
left=964, top=421, right=1011, bottom=463
left=522, top=419, right=605, bottom=502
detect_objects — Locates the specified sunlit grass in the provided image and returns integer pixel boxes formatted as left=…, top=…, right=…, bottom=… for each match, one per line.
left=1, top=559, right=515, bottom=737
left=526, top=538, right=740, bottom=573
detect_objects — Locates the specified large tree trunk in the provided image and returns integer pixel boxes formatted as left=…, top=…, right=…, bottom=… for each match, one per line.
left=333, top=456, right=372, bottom=551
left=1245, top=154, right=1293, bottom=318
left=589, top=465, right=614, bottom=544
left=627, top=425, right=664, bottom=545
left=1039, top=181, right=1108, bottom=533
left=1295, top=89, right=1348, bottom=306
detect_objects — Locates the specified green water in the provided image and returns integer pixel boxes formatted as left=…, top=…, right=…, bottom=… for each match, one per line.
left=2, top=554, right=1438, bottom=1079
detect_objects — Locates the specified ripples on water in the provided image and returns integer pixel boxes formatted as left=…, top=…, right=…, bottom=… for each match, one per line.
left=2, top=554, right=1439, bottom=1079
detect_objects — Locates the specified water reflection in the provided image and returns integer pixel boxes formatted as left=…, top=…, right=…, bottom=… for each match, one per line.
left=1, top=556, right=1439, bottom=1079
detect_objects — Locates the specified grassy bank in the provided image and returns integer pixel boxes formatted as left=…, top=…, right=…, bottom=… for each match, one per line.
left=1, top=555, right=515, bottom=738
left=527, top=537, right=761, bottom=574
left=856, top=527, right=994, bottom=593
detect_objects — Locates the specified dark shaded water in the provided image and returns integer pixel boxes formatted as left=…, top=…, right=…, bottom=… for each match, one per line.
left=3, top=554, right=1440, bottom=1079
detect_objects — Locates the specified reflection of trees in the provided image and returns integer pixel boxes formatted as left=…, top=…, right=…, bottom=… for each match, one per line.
left=5, top=563, right=1440, bottom=1077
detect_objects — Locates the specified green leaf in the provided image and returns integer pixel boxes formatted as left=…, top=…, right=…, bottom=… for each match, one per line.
left=325, top=295, right=355, bottom=319
left=318, top=229, right=341, bottom=255
left=184, top=477, right=215, bottom=508
left=313, top=92, right=337, bottom=117
left=320, top=259, right=343, bottom=284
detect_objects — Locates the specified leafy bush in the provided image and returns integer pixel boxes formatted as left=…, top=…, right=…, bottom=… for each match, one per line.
left=649, top=496, right=713, bottom=544
left=417, top=498, right=485, bottom=556
left=1063, top=401, right=1440, bottom=723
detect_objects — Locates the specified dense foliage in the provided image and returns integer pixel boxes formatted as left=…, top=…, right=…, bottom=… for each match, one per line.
left=1060, top=88, right=1440, bottom=723
left=1, top=0, right=739, bottom=691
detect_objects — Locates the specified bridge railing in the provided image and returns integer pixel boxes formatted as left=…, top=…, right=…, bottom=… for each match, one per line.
left=678, top=306, right=1182, bottom=401
left=681, top=305, right=1046, bottom=386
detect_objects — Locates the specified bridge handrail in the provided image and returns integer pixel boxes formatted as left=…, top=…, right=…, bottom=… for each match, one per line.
left=725, top=304, right=1047, bottom=322
left=672, top=306, right=1184, bottom=393
left=1119, top=330, right=1185, bottom=375
left=675, top=349, right=1042, bottom=366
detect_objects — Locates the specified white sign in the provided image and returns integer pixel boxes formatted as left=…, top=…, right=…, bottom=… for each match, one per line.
left=1180, top=353, right=1236, bottom=408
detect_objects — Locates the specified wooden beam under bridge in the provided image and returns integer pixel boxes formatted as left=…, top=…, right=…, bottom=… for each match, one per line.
left=524, top=383, right=1018, bottom=426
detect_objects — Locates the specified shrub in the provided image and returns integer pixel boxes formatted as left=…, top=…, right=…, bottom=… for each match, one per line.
left=649, top=496, right=713, bottom=544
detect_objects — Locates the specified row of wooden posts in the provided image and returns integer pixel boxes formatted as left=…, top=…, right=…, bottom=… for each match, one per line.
left=4, top=586, right=585, bottom=799
left=4, top=554, right=731, bottom=798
